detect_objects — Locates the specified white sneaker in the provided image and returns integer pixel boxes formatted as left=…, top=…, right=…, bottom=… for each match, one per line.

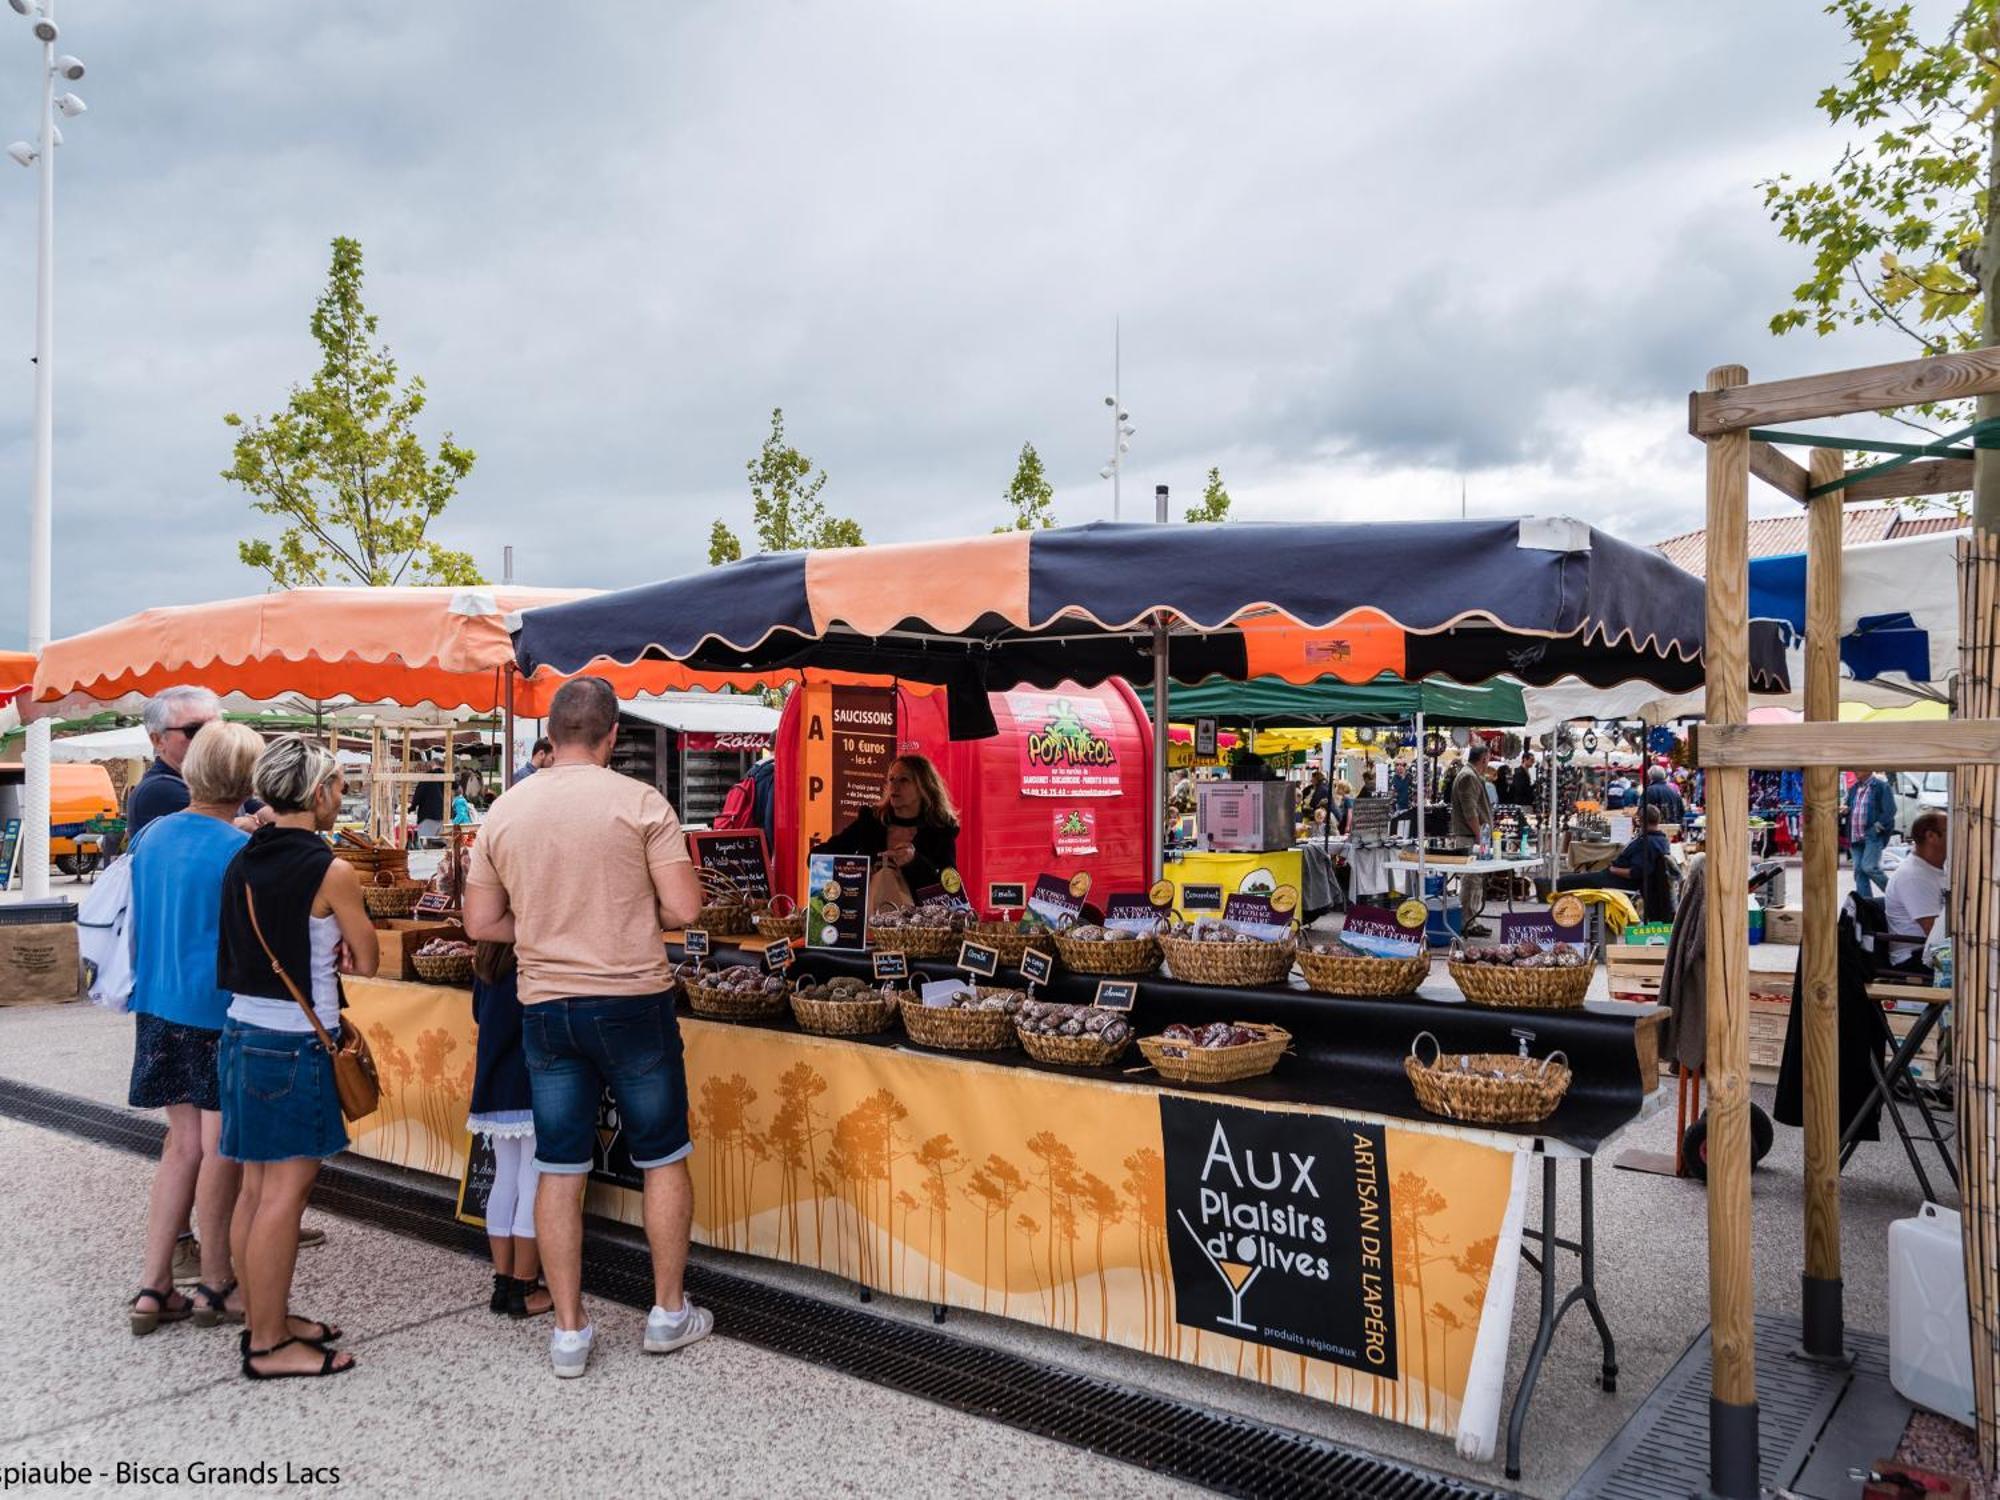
left=549, top=1324, right=594, bottom=1379
left=643, top=1301, right=713, bottom=1355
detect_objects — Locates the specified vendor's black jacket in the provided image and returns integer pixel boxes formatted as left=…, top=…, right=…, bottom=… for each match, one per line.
left=1614, top=829, right=1671, bottom=886
left=1643, top=781, right=1687, bottom=824
left=818, top=807, right=959, bottom=890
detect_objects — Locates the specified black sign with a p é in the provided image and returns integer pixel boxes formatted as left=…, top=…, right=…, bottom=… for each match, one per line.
left=1159, top=1096, right=1397, bottom=1378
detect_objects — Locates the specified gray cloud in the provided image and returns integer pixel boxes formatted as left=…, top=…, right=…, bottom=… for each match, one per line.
left=0, top=1, right=1922, bottom=646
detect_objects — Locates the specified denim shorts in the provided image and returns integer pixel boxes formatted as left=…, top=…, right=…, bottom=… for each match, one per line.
left=218, top=1017, right=348, bottom=1164
left=520, top=990, right=689, bottom=1176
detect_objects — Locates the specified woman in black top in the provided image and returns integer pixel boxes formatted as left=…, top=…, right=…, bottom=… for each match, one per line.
left=818, top=753, right=960, bottom=908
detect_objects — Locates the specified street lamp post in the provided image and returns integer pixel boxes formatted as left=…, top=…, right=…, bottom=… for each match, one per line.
left=7, top=0, right=84, bottom=900
left=1099, top=320, right=1135, bottom=519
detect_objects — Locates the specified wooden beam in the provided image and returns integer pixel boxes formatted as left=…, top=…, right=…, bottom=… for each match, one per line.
left=1702, top=364, right=1759, bottom=1477
left=1800, top=447, right=1844, bottom=1357
left=1691, top=346, right=2000, bottom=436
left=1750, top=441, right=1810, bottom=502
left=1694, top=719, right=2000, bottom=770
left=1838, top=457, right=1973, bottom=505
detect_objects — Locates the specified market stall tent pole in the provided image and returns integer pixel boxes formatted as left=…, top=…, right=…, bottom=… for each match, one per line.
left=1415, top=711, right=1429, bottom=921
left=1545, top=730, right=1559, bottom=887
left=1800, top=446, right=1848, bottom=1365
left=1701, top=364, right=1760, bottom=1500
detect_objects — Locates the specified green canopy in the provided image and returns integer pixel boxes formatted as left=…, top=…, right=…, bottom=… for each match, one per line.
left=1165, top=674, right=1525, bottom=727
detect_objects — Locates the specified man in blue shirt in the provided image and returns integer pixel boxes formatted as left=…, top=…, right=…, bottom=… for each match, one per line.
left=125, top=686, right=222, bottom=842
left=1848, top=769, right=1895, bottom=900
left=1555, top=805, right=1671, bottom=895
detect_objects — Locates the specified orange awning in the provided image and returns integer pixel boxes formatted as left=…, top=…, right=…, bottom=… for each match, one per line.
left=0, top=649, right=33, bottom=707
left=31, top=587, right=765, bottom=716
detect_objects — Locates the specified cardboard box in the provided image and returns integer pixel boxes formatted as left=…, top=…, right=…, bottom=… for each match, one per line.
left=374, top=920, right=467, bottom=981
left=0, top=901, right=80, bottom=1005
left=1764, top=906, right=1804, bottom=945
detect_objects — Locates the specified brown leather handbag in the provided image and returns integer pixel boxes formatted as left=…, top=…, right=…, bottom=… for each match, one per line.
left=244, top=888, right=381, bottom=1122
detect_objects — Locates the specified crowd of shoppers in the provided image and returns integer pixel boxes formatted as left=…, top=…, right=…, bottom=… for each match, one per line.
left=120, top=676, right=711, bottom=1382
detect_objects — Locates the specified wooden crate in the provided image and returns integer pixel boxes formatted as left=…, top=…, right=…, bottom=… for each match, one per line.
left=374, top=920, right=467, bottom=982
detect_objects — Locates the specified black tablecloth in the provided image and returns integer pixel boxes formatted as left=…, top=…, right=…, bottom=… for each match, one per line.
left=678, top=940, right=1651, bottom=1154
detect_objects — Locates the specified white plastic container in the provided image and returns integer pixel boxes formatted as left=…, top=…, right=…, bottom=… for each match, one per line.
left=1888, top=1201, right=1975, bottom=1427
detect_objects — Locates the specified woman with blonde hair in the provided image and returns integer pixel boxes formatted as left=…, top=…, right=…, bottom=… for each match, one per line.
left=126, top=721, right=265, bottom=1335
left=215, top=734, right=378, bottom=1379
left=818, top=753, right=961, bottom=907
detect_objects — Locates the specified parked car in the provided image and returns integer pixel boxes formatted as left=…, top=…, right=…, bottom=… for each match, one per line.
left=1893, top=771, right=1950, bottom=836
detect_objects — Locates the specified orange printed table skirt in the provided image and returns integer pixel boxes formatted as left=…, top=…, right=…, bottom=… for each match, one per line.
left=341, top=976, right=1530, bottom=1458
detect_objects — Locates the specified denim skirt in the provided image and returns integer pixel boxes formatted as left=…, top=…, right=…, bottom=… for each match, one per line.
left=218, top=1017, right=348, bottom=1163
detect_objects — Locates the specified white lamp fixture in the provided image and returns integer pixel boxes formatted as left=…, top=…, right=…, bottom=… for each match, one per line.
left=5, top=138, right=33, bottom=166
left=52, top=52, right=79, bottom=78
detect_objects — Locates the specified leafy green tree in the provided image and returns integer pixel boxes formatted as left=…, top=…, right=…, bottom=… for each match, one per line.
left=995, top=441, right=1057, bottom=531
left=1185, top=466, right=1232, bottom=523
left=709, top=408, right=864, bottom=563
left=1760, top=0, right=2000, bottom=521
left=226, top=236, right=481, bottom=586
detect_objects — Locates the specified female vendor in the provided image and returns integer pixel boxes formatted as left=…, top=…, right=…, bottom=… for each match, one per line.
left=818, top=753, right=960, bottom=908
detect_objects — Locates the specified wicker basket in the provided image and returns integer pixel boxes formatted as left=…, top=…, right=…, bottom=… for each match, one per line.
left=683, top=971, right=790, bottom=1021
left=695, top=902, right=755, bottom=938
left=1404, top=1031, right=1571, bottom=1124
left=753, top=895, right=805, bottom=942
left=1016, top=1023, right=1131, bottom=1068
left=966, top=922, right=1036, bottom=968
left=411, top=950, right=474, bottom=985
left=1446, top=959, right=1593, bottom=1010
left=363, top=883, right=425, bottom=920
left=791, top=988, right=902, bottom=1036
left=335, top=838, right=409, bottom=883
left=898, top=993, right=1021, bottom=1051
left=1052, top=931, right=1161, bottom=977
left=1157, top=933, right=1297, bottom=988
left=1295, top=949, right=1431, bottom=998
left=871, top=924, right=962, bottom=960
left=1138, top=1023, right=1291, bottom=1085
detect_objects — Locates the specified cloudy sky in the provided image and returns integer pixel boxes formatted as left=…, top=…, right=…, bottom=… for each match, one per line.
left=0, top=2, right=1925, bottom=646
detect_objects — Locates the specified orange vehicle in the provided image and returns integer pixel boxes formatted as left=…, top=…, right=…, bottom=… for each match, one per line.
left=0, top=761, right=121, bottom=877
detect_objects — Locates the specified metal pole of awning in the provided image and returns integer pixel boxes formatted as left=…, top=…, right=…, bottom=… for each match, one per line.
left=1546, top=728, right=1560, bottom=887
left=1150, top=484, right=1171, bottom=884
left=1415, top=710, right=1428, bottom=925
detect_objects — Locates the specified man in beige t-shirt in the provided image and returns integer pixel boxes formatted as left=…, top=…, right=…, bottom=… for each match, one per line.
left=464, top=676, right=708, bottom=1378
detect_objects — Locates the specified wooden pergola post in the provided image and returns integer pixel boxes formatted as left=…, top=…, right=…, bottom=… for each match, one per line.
left=1799, top=448, right=1848, bottom=1365
left=1701, top=364, right=1760, bottom=1498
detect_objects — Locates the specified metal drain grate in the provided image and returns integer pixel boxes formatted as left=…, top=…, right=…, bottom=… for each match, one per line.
left=0, top=1075, right=1508, bottom=1500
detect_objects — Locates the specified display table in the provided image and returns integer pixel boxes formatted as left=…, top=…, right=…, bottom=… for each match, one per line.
left=340, top=955, right=1656, bottom=1466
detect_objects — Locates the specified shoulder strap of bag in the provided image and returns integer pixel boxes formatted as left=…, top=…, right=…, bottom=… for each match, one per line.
left=243, top=886, right=340, bottom=1054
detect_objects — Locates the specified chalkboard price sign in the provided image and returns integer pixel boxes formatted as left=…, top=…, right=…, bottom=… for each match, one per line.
left=1181, top=882, right=1225, bottom=913
left=1093, top=979, right=1139, bottom=1012
left=1018, top=947, right=1054, bottom=988
left=988, top=882, right=1026, bottom=912
left=685, top=829, right=773, bottom=903
left=957, top=940, right=1000, bottom=979
left=456, top=1131, right=499, bottom=1228
left=684, top=928, right=711, bottom=959
left=763, top=940, right=795, bottom=973
left=872, top=950, right=909, bottom=982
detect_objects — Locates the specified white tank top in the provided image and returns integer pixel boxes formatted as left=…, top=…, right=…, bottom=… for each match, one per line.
left=228, top=914, right=342, bottom=1034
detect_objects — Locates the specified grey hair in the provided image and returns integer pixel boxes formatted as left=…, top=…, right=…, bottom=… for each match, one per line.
left=1647, top=765, right=1668, bottom=784
left=142, top=685, right=221, bottom=737
left=253, top=734, right=341, bottom=813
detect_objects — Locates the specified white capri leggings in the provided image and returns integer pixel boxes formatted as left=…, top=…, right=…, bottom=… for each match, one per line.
left=485, top=1134, right=540, bottom=1240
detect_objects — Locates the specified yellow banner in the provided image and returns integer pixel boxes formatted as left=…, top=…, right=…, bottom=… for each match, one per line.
left=341, top=977, right=1527, bottom=1453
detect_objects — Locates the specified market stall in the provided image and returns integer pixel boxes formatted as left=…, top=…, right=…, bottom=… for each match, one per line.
left=490, top=515, right=1783, bottom=1474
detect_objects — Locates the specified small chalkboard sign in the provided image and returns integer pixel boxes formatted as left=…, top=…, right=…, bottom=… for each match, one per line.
left=1093, top=979, right=1138, bottom=1012
left=456, top=1132, right=499, bottom=1228
left=957, top=939, right=1000, bottom=979
left=763, top=940, right=795, bottom=973
left=988, top=881, right=1026, bottom=912
left=872, top=950, right=909, bottom=982
left=684, top=928, right=711, bottom=959
left=1019, top=947, right=1055, bottom=988
left=1181, top=882, right=1225, bottom=913
left=685, top=829, right=773, bottom=903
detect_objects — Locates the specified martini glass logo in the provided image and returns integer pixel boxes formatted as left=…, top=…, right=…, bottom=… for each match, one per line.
left=1176, top=1209, right=1263, bottom=1331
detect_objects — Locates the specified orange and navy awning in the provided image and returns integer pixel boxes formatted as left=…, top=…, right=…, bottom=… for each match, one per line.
left=0, top=650, right=33, bottom=708
left=514, top=518, right=1788, bottom=736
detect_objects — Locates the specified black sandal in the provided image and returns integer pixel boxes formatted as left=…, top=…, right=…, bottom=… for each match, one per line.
left=129, top=1286, right=192, bottom=1336
left=241, top=1336, right=355, bottom=1381
left=236, top=1316, right=341, bottom=1355
left=507, top=1277, right=552, bottom=1320
left=192, top=1281, right=244, bottom=1329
